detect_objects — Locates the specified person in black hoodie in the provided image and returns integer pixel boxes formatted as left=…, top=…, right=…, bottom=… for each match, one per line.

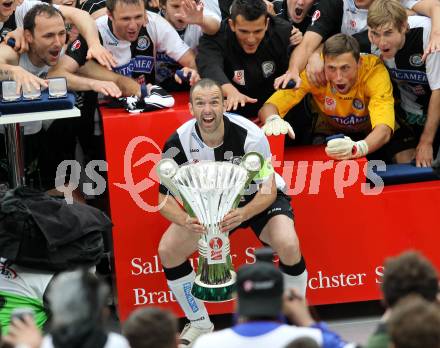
left=196, top=0, right=292, bottom=119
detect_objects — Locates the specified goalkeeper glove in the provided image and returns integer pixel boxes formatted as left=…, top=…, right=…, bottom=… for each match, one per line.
left=325, top=136, right=369, bottom=160
left=262, top=114, right=295, bottom=139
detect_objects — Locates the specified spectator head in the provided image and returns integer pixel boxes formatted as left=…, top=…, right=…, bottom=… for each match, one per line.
left=381, top=251, right=439, bottom=308
left=229, top=0, right=268, bottom=54
left=48, top=269, right=110, bottom=328
left=159, top=0, right=189, bottom=31
left=189, top=78, right=225, bottom=136
left=323, top=33, right=361, bottom=95
left=284, top=337, right=320, bottom=348
left=388, top=295, right=440, bottom=348
left=285, top=0, right=314, bottom=24
left=123, top=307, right=178, bottom=348
left=106, top=0, right=147, bottom=41
left=367, top=0, right=408, bottom=60
left=23, top=4, right=66, bottom=66
left=236, top=260, right=284, bottom=321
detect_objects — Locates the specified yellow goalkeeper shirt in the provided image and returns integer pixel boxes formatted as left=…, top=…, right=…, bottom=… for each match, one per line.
left=266, top=54, right=395, bottom=133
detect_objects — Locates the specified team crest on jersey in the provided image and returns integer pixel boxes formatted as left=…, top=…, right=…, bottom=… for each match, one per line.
left=325, top=96, right=336, bottom=110
left=229, top=156, right=242, bottom=165
left=233, top=70, right=245, bottom=85
left=350, top=20, right=356, bottom=29
left=136, top=35, right=150, bottom=51
left=409, top=54, right=423, bottom=67
left=71, top=39, right=81, bottom=51
left=0, top=263, right=17, bottom=279
left=311, top=10, right=320, bottom=25
left=352, top=98, right=364, bottom=110
left=261, top=61, right=275, bottom=78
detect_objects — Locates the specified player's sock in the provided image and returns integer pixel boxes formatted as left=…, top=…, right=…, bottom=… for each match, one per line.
left=280, top=256, right=308, bottom=298
left=163, top=260, right=212, bottom=329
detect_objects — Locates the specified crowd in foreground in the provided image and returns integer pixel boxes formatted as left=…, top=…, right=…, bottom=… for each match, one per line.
left=1, top=250, right=439, bottom=348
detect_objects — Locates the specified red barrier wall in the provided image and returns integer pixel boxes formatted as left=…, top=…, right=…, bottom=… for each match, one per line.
left=101, top=92, right=440, bottom=321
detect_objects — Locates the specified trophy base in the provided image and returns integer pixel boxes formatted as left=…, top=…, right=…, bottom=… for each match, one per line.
left=191, top=271, right=236, bottom=302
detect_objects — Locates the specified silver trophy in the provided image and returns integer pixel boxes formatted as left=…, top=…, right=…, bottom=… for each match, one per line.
left=157, top=152, right=264, bottom=302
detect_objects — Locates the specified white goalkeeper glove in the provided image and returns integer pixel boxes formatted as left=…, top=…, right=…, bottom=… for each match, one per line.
left=262, top=114, right=295, bottom=139
left=325, top=136, right=369, bottom=160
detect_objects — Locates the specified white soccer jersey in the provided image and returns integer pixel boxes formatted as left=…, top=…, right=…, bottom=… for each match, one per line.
left=341, top=0, right=420, bottom=35
left=96, top=11, right=190, bottom=75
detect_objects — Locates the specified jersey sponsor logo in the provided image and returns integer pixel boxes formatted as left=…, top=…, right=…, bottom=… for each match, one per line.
left=71, top=39, right=81, bottom=51
left=324, top=96, right=336, bottom=111
left=404, top=111, right=426, bottom=126
left=183, top=282, right=199, bottom=312
left=0, top=262, right=17, bottom=279
left=340, top=96, right=353, bottom=100
left=233, top=70, right=245, bottom=85
left=311, top=10, right=320, bottom=25
left=114, top=56, right=155, bottom=76
left=136, top=35, right=150, bottom=51
left=329, top=114, right=369, bottom=126
left=352, top=98, right=364, bottom=110
left=350, top=19, right=356, bottom=29
left=389, top=68, right=428, bottom=84
left=190, top=148, right=199, bottom=153
left=262, top=61, right=275, bottom=78
left=409, top=54, right=423, bottom=67
left=107, top=39, right=118, bottom=46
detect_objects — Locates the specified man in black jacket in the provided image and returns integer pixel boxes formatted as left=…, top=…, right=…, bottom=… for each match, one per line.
left=196, top=0, right=292, bottom=119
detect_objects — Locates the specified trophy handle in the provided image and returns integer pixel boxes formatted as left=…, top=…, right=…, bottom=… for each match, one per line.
left=181, top=196, right=196, bottom=218
left=231, top=152, right=265, bottom=208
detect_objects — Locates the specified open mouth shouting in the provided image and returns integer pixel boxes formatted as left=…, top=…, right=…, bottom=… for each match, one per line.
left=380, top=47, right=393, bottom=59
left=0, top=0, right=14, bottom=16
left=291, top=6, right=304, bottom=21
left=335, top=83, right=348, bottom=93
left=202, top=115, right=215, bottom=126
left=48, top=48, right=61, bottom=63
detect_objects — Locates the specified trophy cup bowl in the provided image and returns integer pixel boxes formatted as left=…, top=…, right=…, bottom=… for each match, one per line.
left=157, top=152, right=263, bottom=302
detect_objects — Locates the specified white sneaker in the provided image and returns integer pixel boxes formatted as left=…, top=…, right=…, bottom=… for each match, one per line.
left=178, top=322, right=214, bottom=348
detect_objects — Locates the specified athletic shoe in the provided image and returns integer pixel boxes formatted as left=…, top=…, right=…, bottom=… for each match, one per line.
left=124, top=85, right=175, bottom=113
left=178, top=323, right=214, bottom=348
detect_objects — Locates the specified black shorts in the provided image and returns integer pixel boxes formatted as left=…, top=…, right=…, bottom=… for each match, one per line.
left=232, top=191, right=294, bottom=237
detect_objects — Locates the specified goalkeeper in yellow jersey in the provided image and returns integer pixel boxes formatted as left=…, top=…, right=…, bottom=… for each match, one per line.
left=259, top=33, right=395, bottom=160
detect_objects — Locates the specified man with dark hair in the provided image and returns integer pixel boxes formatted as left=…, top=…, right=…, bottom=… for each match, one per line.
left=123, top=307, right=178, bottom=348
left=388, top=295, right=440, bottom=348
left=196, top=0, right=293, bottom=118
left=193, top=257, right=356, bottom=348
left=259, top=33, right=395, bottom=160
left=0, top=3, right=121, bottom=191
left=364, top=251, right=439, bottom=348
left=51, top=0, right=196, bottom=85
left=275, top=0, right=440, bottom=89
left=156, top=0, right=219, bottom=91
left=158, top=78, right=308, bottom=347
left=0, top=0, right=114, bottom=68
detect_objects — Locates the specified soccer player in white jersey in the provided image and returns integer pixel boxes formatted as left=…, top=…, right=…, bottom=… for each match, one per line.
left=158, top=79, right=308, bottom=347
